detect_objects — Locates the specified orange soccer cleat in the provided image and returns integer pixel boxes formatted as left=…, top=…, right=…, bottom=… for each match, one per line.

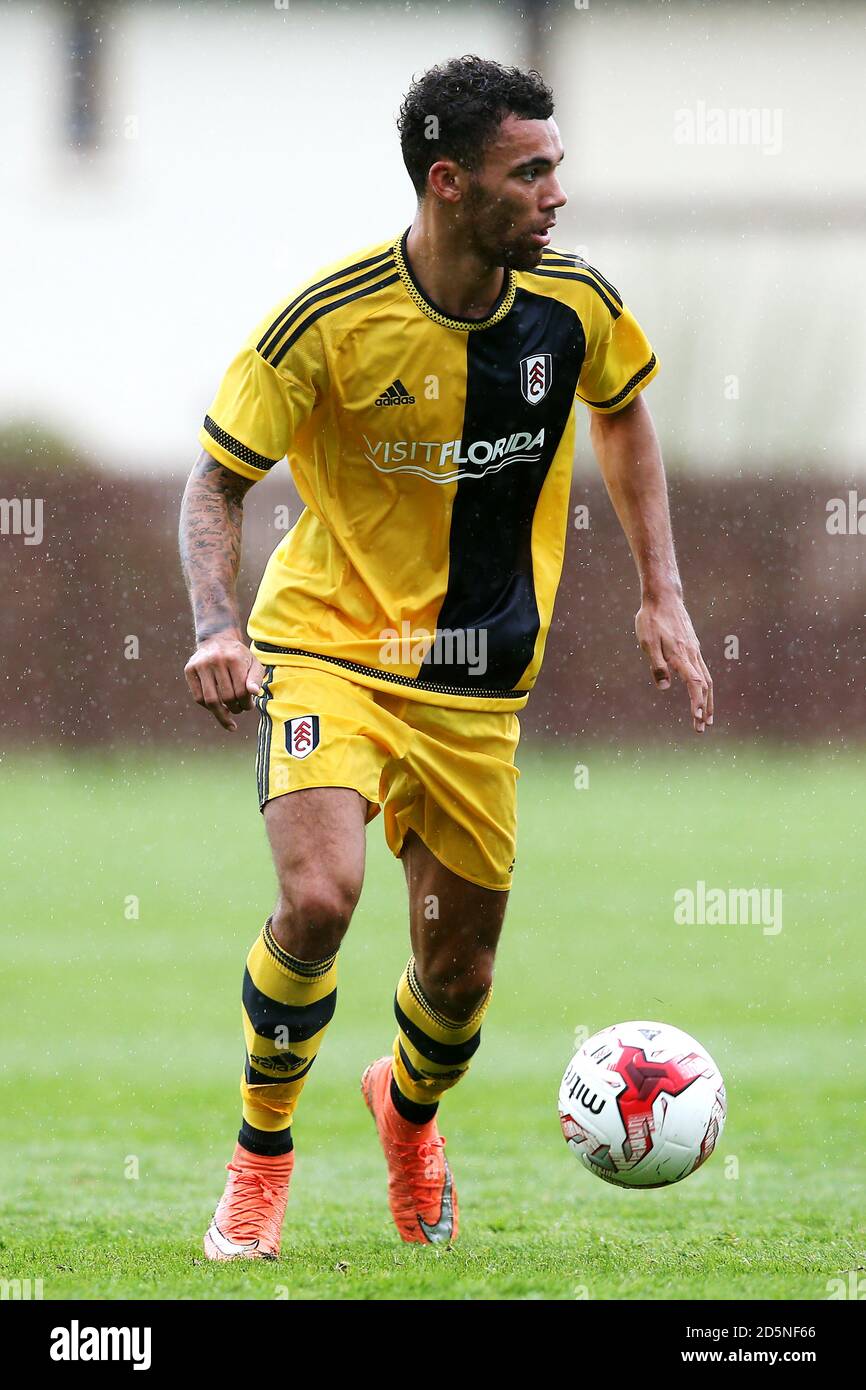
left=203, top=1142, right=294, bottom=1261
left=361, top=1056, right=459, bottom=1245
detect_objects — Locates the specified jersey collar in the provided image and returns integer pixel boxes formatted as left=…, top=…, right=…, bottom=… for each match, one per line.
left=393, top=228, right=516, bottom=331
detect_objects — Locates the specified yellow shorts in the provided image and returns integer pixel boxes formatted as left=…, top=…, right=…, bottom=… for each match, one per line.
left=255, top=663, right=520, bottom=891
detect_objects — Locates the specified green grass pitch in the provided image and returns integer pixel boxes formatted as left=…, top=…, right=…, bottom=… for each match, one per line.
left=2, top=742, right=864, bottom=1300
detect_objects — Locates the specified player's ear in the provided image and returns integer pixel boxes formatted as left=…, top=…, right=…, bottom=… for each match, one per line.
left=427, top=159, right=463, bottom=203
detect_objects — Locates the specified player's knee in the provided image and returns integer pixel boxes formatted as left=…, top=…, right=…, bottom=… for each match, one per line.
left=417, top=958, right=494, bottom=1022
left=271, top=876, right=359, bottom=958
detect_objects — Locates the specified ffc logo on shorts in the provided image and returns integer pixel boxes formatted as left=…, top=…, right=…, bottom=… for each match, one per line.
left=286, top=714, right=320, bottom=759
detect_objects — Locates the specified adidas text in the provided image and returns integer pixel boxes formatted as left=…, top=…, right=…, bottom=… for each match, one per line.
left=375, top=379, right=416, bottom=406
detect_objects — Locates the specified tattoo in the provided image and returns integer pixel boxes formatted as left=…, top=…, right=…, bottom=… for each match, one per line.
left=178, top=450, right=256, bottom=642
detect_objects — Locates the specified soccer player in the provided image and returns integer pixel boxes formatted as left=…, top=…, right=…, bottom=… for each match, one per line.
left=180, top=55, right=712, bottom=1259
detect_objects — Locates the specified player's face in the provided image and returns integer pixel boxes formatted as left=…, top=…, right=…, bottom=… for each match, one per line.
left=464, top=115, right=567, bottom=270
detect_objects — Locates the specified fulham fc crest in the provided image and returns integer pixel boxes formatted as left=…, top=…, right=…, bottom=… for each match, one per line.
left=286, top=715, right=320, bottom=759
left=520, top=353, right=552, bottom=405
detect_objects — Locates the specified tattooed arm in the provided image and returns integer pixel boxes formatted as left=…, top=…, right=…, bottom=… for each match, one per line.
left=179, top=448, right=264, bottom=732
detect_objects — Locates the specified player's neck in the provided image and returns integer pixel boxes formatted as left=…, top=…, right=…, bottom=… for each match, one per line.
left=405, top=212, right=505, bottom=321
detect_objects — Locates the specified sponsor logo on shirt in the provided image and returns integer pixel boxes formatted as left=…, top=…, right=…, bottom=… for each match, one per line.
left=360, top=429, right=545, bottom=483
left=375, top=378, right=416, bottom=406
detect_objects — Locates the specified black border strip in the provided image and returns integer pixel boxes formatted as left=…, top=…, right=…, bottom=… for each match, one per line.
left=255, top=665, right=276, bottom=806
left=203, top=416, right=280, bottom=473
left=252, top=644, right=528, bottom=700
left=398, top=227, right=514, bottom=328
left=527, top=268, right=622, bottom=319
left=270, top=272, right=400, bottom=367
left=541, top=253, right=623, bottom=305
left=262, top=259, right=397, bottom=364
left=394, top=998, right=482, bottom=1067
left=580, top=353, right=658, bottom=410
left=256, top=247, right=396, bottom=356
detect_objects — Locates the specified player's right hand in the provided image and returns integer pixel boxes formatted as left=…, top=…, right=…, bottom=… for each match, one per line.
left=184, top=632, right=264, bottom=733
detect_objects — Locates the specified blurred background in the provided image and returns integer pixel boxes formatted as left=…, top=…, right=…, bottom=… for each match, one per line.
left=1, top=0, right=864, bottom=746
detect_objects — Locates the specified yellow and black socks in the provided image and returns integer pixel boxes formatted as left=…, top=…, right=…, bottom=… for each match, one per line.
left=239, top=918, right=337, bottom=1156
left=391, top=957, right=491, bottom=1124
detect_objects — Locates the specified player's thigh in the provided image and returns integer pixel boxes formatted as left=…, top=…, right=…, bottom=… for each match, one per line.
left=265, top=789, right=369, bottom=939
left=381, top=701, right=520, bottom=893
left=268, top=783, right=369, bottom=889
left=402, top=829, right=509, bottom=979
left=256, top=663, right=387, bottom=915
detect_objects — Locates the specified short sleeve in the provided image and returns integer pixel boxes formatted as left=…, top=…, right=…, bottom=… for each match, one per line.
left=576, top=297, right=659, bottom=414
left=198, top=305, right=321, bottom=481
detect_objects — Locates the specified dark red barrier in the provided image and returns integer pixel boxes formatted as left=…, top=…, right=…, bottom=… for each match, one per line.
left=1, top=453, right=862, bottom=746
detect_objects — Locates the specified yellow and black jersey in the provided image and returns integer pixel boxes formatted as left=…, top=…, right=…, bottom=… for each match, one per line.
left=199, top=229, right=659, bottom=710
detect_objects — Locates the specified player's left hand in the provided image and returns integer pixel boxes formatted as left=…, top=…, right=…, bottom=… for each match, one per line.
left=635, top=595, right=713, bottom=734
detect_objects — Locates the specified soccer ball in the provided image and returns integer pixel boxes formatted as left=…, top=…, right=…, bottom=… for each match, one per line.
left=558, top=1021, right=726, bottom=1188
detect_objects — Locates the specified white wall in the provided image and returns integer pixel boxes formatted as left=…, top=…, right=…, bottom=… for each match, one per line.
left=544, top=0, right=866, bottom=472
left=1, top=0, right=863, bottom=473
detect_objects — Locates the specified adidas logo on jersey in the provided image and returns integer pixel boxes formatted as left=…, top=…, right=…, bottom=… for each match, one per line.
left=375, top=379, right=415, bottom=406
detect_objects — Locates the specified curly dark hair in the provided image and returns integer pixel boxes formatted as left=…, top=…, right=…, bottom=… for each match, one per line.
left=398, top=55, right=555, bottom=197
